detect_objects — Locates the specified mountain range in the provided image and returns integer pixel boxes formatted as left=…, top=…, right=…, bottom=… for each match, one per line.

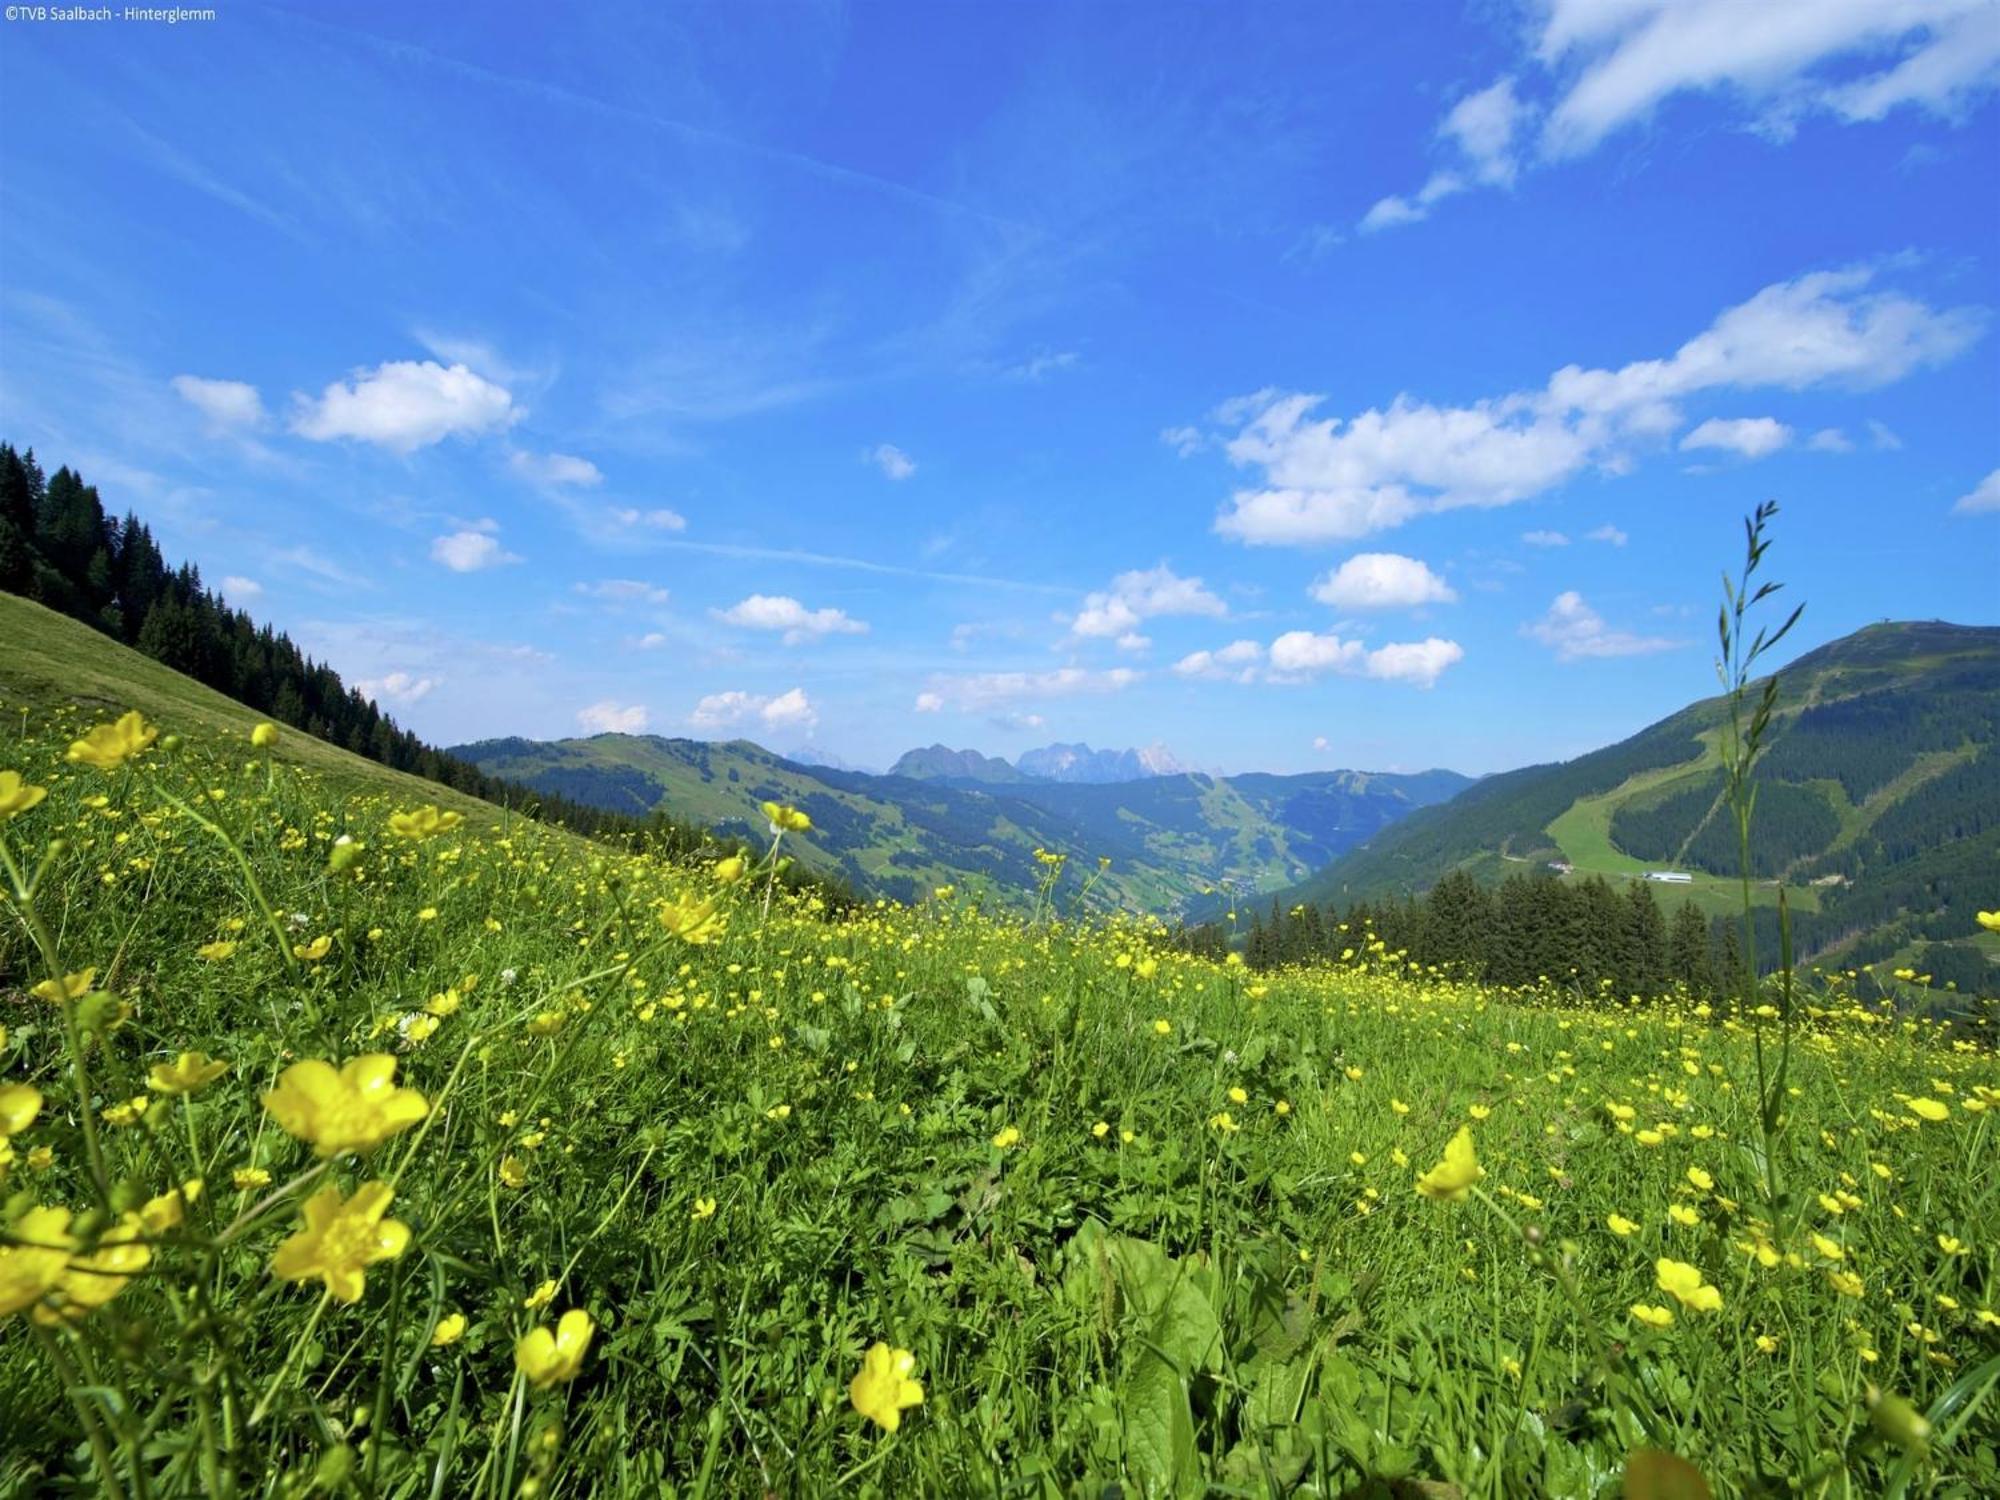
left=1265, top=620, right=1998, bottom=983
left=446, top=732, right=1470, bottom=911
left=883, top=741, right=1194, bottom=784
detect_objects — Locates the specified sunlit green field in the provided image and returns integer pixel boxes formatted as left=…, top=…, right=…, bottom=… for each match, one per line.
left=3, top=702, right=1997, bottom=1499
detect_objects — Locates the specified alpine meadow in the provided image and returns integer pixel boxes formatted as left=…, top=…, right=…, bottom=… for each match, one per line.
left=3, top=5, right=2000, bottom=1499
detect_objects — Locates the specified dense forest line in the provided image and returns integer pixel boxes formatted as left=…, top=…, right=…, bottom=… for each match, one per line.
left=0, top=441, right=851, bottom=903
left=1177, top=866, right=1994, bottom=1009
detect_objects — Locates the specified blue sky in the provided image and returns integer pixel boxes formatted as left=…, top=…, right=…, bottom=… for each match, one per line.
left=3, top=1, right=1997, bottom=777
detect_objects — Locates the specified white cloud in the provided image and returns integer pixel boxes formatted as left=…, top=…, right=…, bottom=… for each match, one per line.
left=869, top=443, right=916, bottom=480
left=1540, top=0, right=2000, bottom=156
left=576, top=579, right=670, bottom=605
left=713, top=594, right=868, bottom=644
left=1267, top=631, right=1464, bottom=688
left=690, top=688, right=818, bottom=732
left=1116, top=631, right=1152, bottom=653
left=760, top=687, right=818, bottom=728
left=1172, top=640, right=1267, bottom=683
left=1176, top=633, right=1462, bottom=688
left=914, top=667, right=1141, bottom=713
left=1952, top=468, right=2000, bottom=515
left=1679, top=416, right=1792, bottom=459
left=220, top=574, right=263, bottom=599
left=1867, top=418, right=1905, bottom=450
left=356, top=671, right=439, bottom=706
left=1587, top=524, right=1629, bottom=546
left=292, top=360, right=518, bottom=452
left=172, top=374, right=265, bottom=430
left=1309, top=552, right=1457, bottom=610
left=430, top=524, right=520, bottom=572
left=1366, top=5, right=2000, bottom=230
left=1160, top=425, right=1205, bottom=458
left=1067, top=564, right=1227, bottom=641
left=1523, top=529, right=1571, bottom=547
left=1363, top=78, right=1528, bottom=231
left=1006, top=350, right=1080, bottom=381
left=510, top=449, right=603, bottom=488
left=1808, top=426, right=1855, bottom=451
left=1205, top=266, right=1980, bottom=545
left=610, top=506, right=689, bottom=532
left=632, top=632, right=668, bottom=650
left=1312, top=735, right=1331, bottom=751
left=1524, top=591, right=1680, bottom=660
left=577, top=700, right=649, bottom=734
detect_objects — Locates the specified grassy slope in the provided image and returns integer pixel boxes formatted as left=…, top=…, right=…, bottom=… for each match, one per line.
left=0, top=592, right=501, bottom=826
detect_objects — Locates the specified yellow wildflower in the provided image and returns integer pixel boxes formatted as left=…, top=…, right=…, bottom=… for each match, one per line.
left=269, top=1182, right=410, bottom=1302
left=66, top=711, right=158, bottom=770
left=147, top=1051, right=229, bottom=1095
left=1, top=1206, right=77, bottom=1317
left=1656, top=1258, right=1722, bottom=1313
left=387, top=805, right=463, bottom=840
left=0, top=770, right=47, bottom=819
left=516, top=1308, right=594, bottom=1386
left=262, top=1054, right=429, bottom=1158
left=1415, top=1127, right=1483, bottom=1202
left=849, top=1341, right=924, bottom=1433
left=431, top=1311, right=467, bottom=1347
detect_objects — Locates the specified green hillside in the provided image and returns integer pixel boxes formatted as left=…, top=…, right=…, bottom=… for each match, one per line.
left=449, top=732, right=1470, bottom=912
left=1276, top=619, right=2000, bottom=983
left=0, top=591, right=505, bottom=826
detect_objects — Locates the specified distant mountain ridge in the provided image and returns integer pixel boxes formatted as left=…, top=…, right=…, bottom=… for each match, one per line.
left=888, top=740, right=1189, bottom=785
left=448, top=732, right=1472, bottom=912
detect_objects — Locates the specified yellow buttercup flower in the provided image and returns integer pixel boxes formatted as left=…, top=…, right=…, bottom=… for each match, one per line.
left=196, top=940, right=238, bottom=961
left=523, top=1278, right=558, bottom=1310
left=516, top=1308, right=594, bottom=1386
left=387, top=805, right=463, bottom=841
left=0, top=1206, right=75, bottom=1318
left=1606, top=1213, right=1638, bottom=1237
left=293, top=935, right=333, bottom=962
left=269, top=1182, right=410, bottom=1302
left=65, top=711, right=158, bottom=770
left=31, top=968, right=97, bottom=1004
left=713, top=855, right=747, bottom=884
left=991, top=1125, right=1021, bottom=1149
left=849, top=1341, right=924, bottom=1433
left=1656, top=1258, right=1722, bottom=1313
left=250, top=722, right=280, bottom=748
left=147, top=1051, right=230, bottom=1096
left=499, top=1155, right=528, bottom=1189
left=35, top=1216, right=150, bottom=1326
left=1977, top=910, right=2000, bottom=933
left=760, top=801, right=812, bottom=833
left=1416, top=1127, right=1483, bottom=1202
left=431, top=1311, right=467, bottom=1347
left=659, top=897, right=726, bottom=944
left=1906, top=1098, right=1950, bottom=1122
left=233, top=1167, right=272, bottom=1191
left=1630, top=1303, right=1674, bottom=1331
left=691, top=1196, right=718, bottom=1220
left=262, top=1054, right=429, bottom=1158
left=0, top=1084, right=43, bottom=1138
left=0, top=770, right=48, bottom=819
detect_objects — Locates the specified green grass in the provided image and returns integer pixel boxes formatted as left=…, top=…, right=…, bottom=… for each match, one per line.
left=0, top=593, right=503, bottom=830
left=1543, top=732, right=1821, bottom=919
left=3, top=688, right=1998, bottom=1498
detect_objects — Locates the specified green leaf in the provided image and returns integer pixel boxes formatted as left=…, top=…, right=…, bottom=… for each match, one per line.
left=1123, top=1350, right=1198, bottom=1498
